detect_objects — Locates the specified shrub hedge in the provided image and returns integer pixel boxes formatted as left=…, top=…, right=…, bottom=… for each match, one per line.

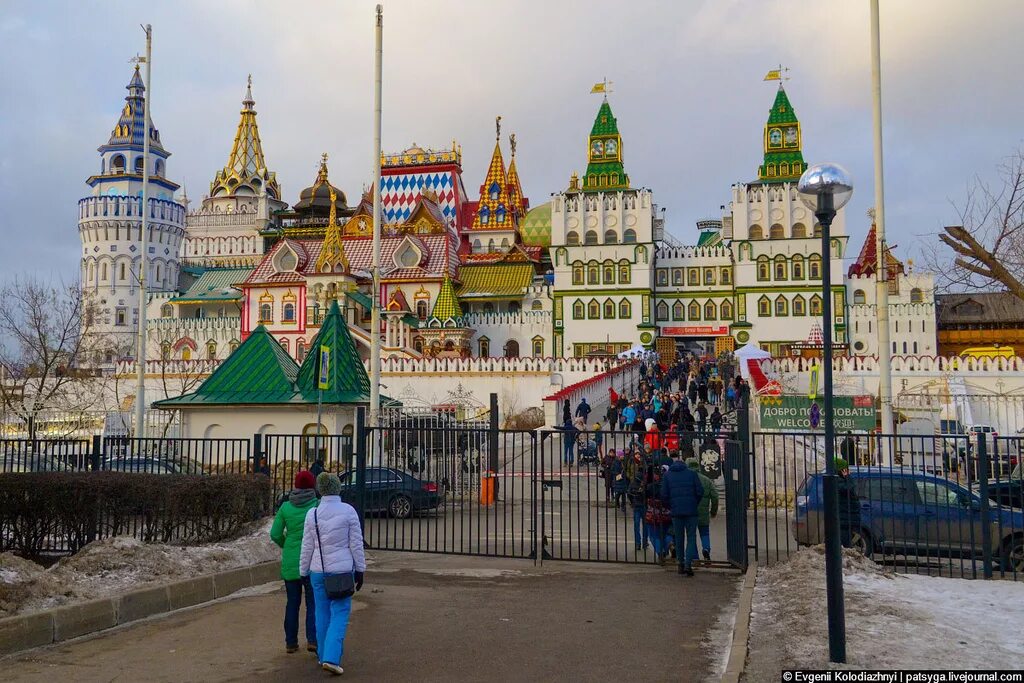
left=0, top=472, right=272, bottom=557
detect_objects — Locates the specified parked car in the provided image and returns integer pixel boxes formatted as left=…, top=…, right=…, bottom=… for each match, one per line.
left=102, top=457, right=183, bottom=474
left=0, top=453, right=67, bottom=473
left=338, top=466, right=443, bottom=519
left=794, top=467, right=1024, bottom=573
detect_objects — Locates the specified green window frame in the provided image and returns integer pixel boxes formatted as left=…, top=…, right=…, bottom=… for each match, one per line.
left=775, top=296, right=788, bottom=316
left=619, top=299, right=631, bottom=318
left=572, top=300, right=585, bottom=319
left=758, top=296, right=771, bottom=317
left=688, top=301, right=700, bottom=321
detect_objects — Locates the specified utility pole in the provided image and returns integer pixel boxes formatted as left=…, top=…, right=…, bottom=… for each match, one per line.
left=133, top=24, right=152, bottom=439
left=870, top=0, right=895, bottom=454
left=369, top=5, right=383, bottom=428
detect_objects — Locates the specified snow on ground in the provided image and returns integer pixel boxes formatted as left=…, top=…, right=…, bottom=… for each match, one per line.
left=745, top=545, right=1024, bottom=676
left=0, top=519, right=280, bottom=617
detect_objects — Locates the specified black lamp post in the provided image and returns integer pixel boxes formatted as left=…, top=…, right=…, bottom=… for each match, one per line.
left=797, top=162, right=854, bottom=664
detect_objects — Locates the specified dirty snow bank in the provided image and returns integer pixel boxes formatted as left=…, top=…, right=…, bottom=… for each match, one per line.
left=745, top=545, right=1024, bottom=674
left=0, top=518, right=279, bottom=617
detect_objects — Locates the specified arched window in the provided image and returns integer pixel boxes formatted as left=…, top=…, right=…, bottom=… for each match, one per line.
left=774, top=256, right=788, bottom=281
left=283, top=302, right=296, bottom=322
left=756, top=256, right=770, bottom=281
left=160, top=342, right=171, bottom=360
left=602, top=261, right=615, bottom=283
left=531, top=300, right=543, bottom=311
left=181, top=346, right=192, bottom=361
left=853, top=289, right=866, bottom=305
left=532, top=337, right=544, bottom=357
left=603, top=299, right=616, bottom=319
left=588, top=300, right=600, bottom=319
left=672, top=301, right=685, bottom=320
left=809, top=295, right=823, bottom=316
left=572, top=263, right=584, bottom=285
left=758, top=296, right=771, bottom=317
left=487, top=239, right=496, bottom=253
left=813, top=224, right=823, bottom=238
left=623, top=228, right=637, bottom=243
left=792, top=295, right=806, bottom=316
left=473, top=239, right=482, bottom=253
left=134, top=156, right=145, bottom=174
left=656, top=301, right=669, bottom=321
left=161, top=303, right=173, bottom=317
left=619, top=299, right=631, bottom=319
left=769, top=224, right=785, bottom=239
left=488, top=182, right=500, bottom=201
left=279, top=338, right=289, bottom=354
left=509, top=301, right=521, bottom=314
left=259, top=302, right=273, bottom=323
left=483, top=302, right=495, bottom=314
left=413, top=336, right=424, bottom=353
left=704, top=300, right=717, bottom=320
left=101, top=262, right=108, bottom=281
left=604, top=229, right=617, bottom=244
left=910, top=288, right=923, bottom=303
left=618, top=261, right=631, bottom=284
left=587, top=262, right=599, bottom=284
left=585, top=230, right=599, bottom=245
left=119, top=262, right=126, bottom=281
left=791, top=255, right=805, bottom=280
left=297, top=340, right=306, bottom=362
left=504, top=340, right=520, bottom=359
left=155, top=159, right=165, bottom=177
left=688, top=301, right=701, bottom=321
left=792, top=223, right=807, bottom=238
left=573, top=300, right=585, bottom=319
left=301, top=422, right=328, bottom=462
left=775, top=296, right=788, bottom=316
left=566, top=231, right=580, bottom=245
left=416, top=300, right=429, bottom=320
left=496, top=205, right=506, bottom=224
left=672, top=269, right=683, bottom=286
left=720, top=300, right=734, bottom=320
left=809, top=255, right=822, bottom=280
left=478, top=337, right=490, bottom=357
left=111, top=154, right=125, bottom=174
left=749, top=225, right=763, bottom=240
left=206, top=341, right=217, bottom=359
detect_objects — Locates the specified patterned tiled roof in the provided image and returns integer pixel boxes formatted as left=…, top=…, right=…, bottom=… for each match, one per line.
left=209, top=77, right=280, bottom=200
left=99, top=66, right=168, bottom=156
left=583, top=99, right=629, bottom=192
left=155, top=326, right=300, bottom=406
left=767, top=85, right=799, bottom=125
left=456, top=264, right=534, bottom=299
left=387, top=287, right=411, bottom=312
left=520, top=202, right=551, bottom=247
left=506, top=147, right=526, bottom=218
left=470, top=140, right=516, bottom=231
left=459, top=245, right=543, bottom=264
left=169, top=268, right=250, bottom=303
left=590, top=100, right=620, bottom=136
left=758, top=85, right=806, bottom=184
left=848, top=224, right=903, bottom=279
left=430, top=274, right=463, bottom=321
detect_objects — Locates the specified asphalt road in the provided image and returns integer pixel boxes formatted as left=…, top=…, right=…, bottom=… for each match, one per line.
left=4, top=553, right=741, bottom=683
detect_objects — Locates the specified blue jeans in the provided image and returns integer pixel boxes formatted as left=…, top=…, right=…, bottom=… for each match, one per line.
left=632, top=505, right=648, bottom=548
left=646, top=523, right=667, bottom=555
left=698, top=523, right=711, bottom=555
left=563, top=437, right=575, bottom=465
left=310, top=572, right=353, bottom=667
left=672, top=515, right=699, bottom=569
left=284, top=577, right=316, bottom=648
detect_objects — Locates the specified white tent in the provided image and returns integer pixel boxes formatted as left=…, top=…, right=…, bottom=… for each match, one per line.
left=734, top=343, right=773, bottom=386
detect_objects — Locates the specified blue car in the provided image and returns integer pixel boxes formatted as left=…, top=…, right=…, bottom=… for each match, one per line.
left=793, top=467, right=1024, bottom=573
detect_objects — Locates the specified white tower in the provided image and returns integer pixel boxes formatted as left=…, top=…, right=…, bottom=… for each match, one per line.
left=79, top=66, right=185, bottom=364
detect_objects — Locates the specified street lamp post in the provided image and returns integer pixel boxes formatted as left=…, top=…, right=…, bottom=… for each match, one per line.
left=798, top=163, right=854, bottom=664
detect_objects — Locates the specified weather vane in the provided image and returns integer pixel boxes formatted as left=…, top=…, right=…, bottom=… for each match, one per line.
left=509, top=133, right=516, bottom=157
left=129, top=53, right=146, bottom=66
left=495, top=115, right=502, bottom=141
left=590, top=78, right=613, bottom=95
left=763, top=65, right=790, bottom=82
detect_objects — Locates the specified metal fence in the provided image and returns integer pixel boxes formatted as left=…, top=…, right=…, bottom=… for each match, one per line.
left=749, top=430, right=1023, bottom=580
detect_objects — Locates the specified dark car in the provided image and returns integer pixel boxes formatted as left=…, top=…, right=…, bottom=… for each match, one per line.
left=102, top=457, right=183, bottom=474
left=794, top=467, right=1024, bottom=573
left=338, top=466, right=443, bottom=519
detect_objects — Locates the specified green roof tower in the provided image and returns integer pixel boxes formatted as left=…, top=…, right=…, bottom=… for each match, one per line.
left=757, top=85, right=806, bottom=184
left=296, top=300, right=372, bottom=403
left=579, top=98, right=629, bottom=192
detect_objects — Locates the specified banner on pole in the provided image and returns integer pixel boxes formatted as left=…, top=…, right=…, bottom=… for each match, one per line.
left=808, top=363, right=820, bottom=400
left=759, top=395, right=875, bottom=431
left=318, top=345, right=330, bottom=390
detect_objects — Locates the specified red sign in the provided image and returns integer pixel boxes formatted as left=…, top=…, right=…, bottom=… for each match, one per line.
left=661, top=325, right=729, bottom=337
left=853, top=395, right=873, bottom=408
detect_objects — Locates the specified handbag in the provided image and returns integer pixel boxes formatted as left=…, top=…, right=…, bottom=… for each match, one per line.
left=314, top=510, right=356, bottom=600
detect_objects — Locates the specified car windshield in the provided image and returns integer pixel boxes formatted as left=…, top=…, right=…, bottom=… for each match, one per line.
left=916, top=480, right=963, bottom=507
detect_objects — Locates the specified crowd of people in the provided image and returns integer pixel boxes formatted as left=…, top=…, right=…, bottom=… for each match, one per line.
left=558, top=351, right=747, bottom=575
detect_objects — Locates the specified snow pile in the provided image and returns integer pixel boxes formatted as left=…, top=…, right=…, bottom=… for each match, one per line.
left=746, top=545, right=1024, bottom=672
left=0, top=519, right=280, bottom=617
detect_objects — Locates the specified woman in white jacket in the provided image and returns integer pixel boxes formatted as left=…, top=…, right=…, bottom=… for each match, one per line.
left=300, top=472, right=367, bottom=676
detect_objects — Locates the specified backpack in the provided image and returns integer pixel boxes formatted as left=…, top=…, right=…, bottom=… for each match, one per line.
left=626, top=473, right=645, bottom=506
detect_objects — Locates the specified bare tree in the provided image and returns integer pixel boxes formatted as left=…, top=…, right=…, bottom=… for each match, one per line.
left=0, top=277, right=98, bottom=439
left=934, top=147, right=1024, bottom=300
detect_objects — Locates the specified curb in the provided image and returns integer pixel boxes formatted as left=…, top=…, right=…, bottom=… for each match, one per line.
left=722, top=564, right=757, bottom=683
left=0, top=560, right=281, bottom=658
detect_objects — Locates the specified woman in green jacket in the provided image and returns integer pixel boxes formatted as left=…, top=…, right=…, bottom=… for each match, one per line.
left=270, top=470, right=319, bottom=653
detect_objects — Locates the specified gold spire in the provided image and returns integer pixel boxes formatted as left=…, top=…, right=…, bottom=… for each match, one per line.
left=315, top=185, right=350, bottom=274
left=209, top=76, right=280, bottom=199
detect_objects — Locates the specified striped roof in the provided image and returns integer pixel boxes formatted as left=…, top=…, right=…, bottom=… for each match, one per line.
left=456, top=264, right=534, bottom=299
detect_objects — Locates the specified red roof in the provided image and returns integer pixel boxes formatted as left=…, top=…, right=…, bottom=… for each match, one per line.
left=848, top=224, right=904, bottom=279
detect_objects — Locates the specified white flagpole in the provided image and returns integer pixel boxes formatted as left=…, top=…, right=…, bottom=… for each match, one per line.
left=134, top=24, right=152, bottom=439
left=369, top=5, right=383, bottom=428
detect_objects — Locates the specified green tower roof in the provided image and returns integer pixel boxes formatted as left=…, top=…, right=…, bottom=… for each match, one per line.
left=430, top=274, right=463, bottom=322
left=590, top=100, right=620, bottom=136
left=758, top=85, right=805, bottom=184
left=581, top=98, right=629, bottom=192
left=296, top=299, right=372, bottom=403
left=154, top=326, right=300, bottom=406
left=767, top=85, right=799, bottom=125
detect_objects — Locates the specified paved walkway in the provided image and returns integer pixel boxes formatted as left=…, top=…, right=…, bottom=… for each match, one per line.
left=4, top=553, right=740, bottom=682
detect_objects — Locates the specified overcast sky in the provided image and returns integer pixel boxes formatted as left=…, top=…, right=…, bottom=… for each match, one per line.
left=2, top=0, right=1023, bottom=280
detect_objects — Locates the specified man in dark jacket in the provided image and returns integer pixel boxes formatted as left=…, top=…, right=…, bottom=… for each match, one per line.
left=660, top=453, right=704, bottom=576
left=835, top=458, right=861, bottom=549
left=575, top=398, right=592, bottom=422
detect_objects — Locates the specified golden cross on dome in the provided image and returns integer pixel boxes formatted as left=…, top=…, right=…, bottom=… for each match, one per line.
left=321, top=152, right=329, bottom=165
left=495, top=115, right=502, bottom=141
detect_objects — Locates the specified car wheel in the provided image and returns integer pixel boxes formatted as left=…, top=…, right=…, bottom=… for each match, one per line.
left=389, top=494, right=413, bottom=519
left=1000, top=535, right=1024, bottom=574
left=852, top=529, right=874, bottom=560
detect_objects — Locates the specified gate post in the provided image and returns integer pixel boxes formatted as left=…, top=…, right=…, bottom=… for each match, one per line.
left=252, top=433, right=263, bottom=475
left=736, top=403, right=751, bottom=507
left=355, top=407, right=368, bottom=535
left=488, top=393, right=499, bottom=473
left=90, top=434, right=102, bottom=472
left=977, top=436, right=993, bottom=579
left=724, top=440, right=749, bottom=571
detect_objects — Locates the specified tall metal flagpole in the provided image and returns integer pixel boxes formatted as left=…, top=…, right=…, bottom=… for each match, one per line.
left=870, top=0, right=895, bottom=457
left=134, top=24, right=152, bottom=438
left=369, top=5, right=383, bottom=428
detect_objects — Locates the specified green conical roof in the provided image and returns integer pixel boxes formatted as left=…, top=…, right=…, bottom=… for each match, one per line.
left=758, top=84, right=805, bottom=184
left=296, top=300, right=372, bottom=403
left=430, top=275, right=463, bottom=322
left=767, top=85, right=798, bottom=124
left=590, top=100, right=619, bottom=136
left=581, top=98, right=629, bottom=192
left=154, top=326, right=300, bottom=406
